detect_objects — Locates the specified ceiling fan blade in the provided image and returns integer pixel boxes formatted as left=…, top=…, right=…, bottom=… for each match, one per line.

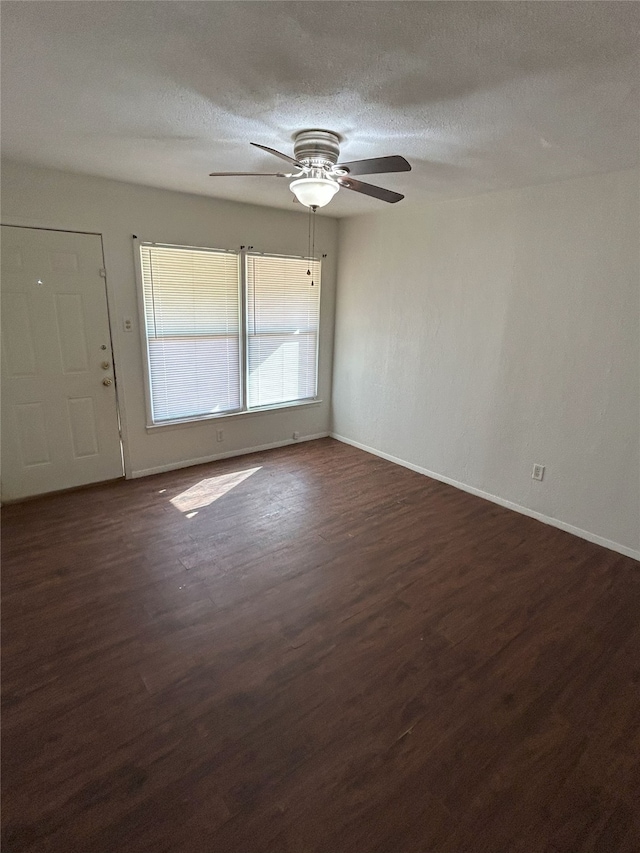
left=337, top=177, right=404, bottom=203
left=250, top=142, right=303, bottom=168
left=209, top=171, right=288, bottom=177
left=336, top=155, right=411, bottom=176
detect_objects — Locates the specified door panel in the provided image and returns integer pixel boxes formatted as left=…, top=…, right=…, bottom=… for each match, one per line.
left=1, top=226, right=123, bottom=500
left=55, top=293, right=90, bottom=372
left=3, top=292, right=37, bottom=376
left=67, top=396, right=100, bottom=458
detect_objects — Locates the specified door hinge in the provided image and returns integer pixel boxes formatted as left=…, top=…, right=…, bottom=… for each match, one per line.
left=99, top=268, right=107, bottom=278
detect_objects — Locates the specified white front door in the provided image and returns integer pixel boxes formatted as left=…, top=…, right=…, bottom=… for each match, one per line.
left=1, top=226, right=123, bottom=500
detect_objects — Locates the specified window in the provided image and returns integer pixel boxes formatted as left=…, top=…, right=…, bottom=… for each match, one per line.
left=246, top=254, right=321, bottom=408
left=138, top=242, right=321, bottom=425
left=139, top=244, right=241, bottom=423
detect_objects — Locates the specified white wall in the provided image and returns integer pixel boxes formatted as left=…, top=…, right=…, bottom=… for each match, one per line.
left=333, top=169, right=639, bottom=558
left=1, top=160, right=338, bottom=477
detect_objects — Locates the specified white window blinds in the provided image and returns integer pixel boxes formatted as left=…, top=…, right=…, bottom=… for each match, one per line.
left=140, top=244, right=241, bottom=423
left=246, top=254, right=321, bottom=408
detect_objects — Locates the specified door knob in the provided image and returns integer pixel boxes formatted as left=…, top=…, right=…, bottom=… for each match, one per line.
left=102, top=378, right=113, bottom=386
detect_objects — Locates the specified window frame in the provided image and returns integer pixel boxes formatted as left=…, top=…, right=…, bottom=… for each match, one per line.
left=134, top=239, right=322, bottom=429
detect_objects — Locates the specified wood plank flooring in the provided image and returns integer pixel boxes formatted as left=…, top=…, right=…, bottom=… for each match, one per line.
left=2, top=437, right=639, bottom=852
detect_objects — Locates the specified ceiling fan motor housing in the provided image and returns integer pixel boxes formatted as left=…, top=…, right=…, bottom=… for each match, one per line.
left=293, top=129, right=341, bottom=168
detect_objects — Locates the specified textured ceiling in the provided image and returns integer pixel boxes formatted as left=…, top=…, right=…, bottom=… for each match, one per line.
left=1, top=1, right=638, bottom=217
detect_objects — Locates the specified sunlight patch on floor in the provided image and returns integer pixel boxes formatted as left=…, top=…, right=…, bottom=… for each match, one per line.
left=170, top=467, right=261, bottom=512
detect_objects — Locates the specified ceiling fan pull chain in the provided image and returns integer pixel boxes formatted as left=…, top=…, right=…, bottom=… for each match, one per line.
left=311, top=205, right=317, bottom=285
left=307, top=206, right=312, bottom=276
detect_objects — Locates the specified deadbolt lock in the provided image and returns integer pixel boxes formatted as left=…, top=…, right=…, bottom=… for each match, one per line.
left=101, top=361, right=110, bottom=370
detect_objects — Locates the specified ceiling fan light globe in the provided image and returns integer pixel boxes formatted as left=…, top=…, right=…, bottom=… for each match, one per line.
left=289, top=177, right=339, bottom=208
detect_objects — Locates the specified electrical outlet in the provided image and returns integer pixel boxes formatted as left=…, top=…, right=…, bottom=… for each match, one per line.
left=532, top=464, right=545, bottom=481
left=123, top=317, right=133, bottom=332
left=292, top=431, right=300, bottom=440
left=216, top=428, right=224, bottom=442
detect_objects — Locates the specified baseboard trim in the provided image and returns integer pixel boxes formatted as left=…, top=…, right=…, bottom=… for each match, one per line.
left=331, top=433, right=640, bottom=562
left=130, top=433, right=330, bottom=479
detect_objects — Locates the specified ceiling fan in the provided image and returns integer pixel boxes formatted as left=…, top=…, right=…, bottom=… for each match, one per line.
left=209, top=129, right=411, bottom=209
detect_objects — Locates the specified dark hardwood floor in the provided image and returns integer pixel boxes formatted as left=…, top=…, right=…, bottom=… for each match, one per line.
left=2, top=437, right=639, bottom=853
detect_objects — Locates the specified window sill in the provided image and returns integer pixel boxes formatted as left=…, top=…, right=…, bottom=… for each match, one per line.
left=145, top=398, right=323, bottom=432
